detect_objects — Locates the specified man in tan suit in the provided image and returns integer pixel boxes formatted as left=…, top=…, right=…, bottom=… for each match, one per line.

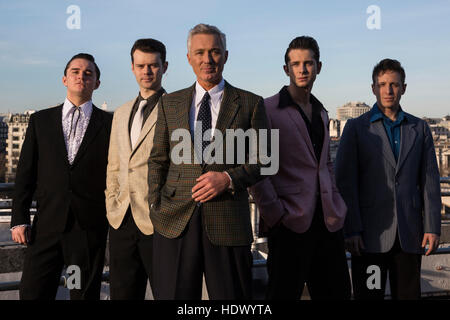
left=105, top=38, right=168, bottom=299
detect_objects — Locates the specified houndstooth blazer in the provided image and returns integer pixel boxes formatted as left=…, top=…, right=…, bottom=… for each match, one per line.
left=149, top=81, right=270, bottom=246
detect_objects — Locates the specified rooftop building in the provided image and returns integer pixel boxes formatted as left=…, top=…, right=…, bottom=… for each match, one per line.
left=337, top=101, right=370, bottom=121
left=4, top=110, right=35, bottom=182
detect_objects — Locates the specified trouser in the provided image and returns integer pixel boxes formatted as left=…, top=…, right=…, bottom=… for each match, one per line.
left=152, top=205, right=253, bottom=300
left=266, top=201, right=351, bottom=300
left=351, top=234, right=422, bottom=300
left=108, top=208, right=154, bottom=300
left=20, top=211, right=107, bottom=300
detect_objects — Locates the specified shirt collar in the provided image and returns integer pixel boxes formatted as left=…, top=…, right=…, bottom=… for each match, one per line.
left=278, top=86, right=325, bottom=113
left=370, top=103, right=405, bottom=124
left=142, top=87, right=166, bottom=107
left=194, top=78, right=225, bottom=108
left=62, top=98, right=93, bottom=120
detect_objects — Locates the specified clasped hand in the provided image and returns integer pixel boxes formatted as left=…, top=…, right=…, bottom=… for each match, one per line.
left=192, top=171, right=230, bottom=203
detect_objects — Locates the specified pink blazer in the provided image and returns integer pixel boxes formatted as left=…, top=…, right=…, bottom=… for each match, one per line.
left=249, top=93, right=347, bottom=233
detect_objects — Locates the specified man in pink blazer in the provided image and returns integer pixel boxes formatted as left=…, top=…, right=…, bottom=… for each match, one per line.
left=249, top=36, right=351, bottom=299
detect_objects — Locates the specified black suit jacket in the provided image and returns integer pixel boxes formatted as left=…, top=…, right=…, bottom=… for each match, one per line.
left=11, top=104, right=113, bottom=233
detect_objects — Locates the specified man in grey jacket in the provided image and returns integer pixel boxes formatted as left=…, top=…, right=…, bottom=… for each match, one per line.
left=335, top=58, right=441, bottom=300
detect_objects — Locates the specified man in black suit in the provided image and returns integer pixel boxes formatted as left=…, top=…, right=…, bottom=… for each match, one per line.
left=10, top=53, right=112, bottom=300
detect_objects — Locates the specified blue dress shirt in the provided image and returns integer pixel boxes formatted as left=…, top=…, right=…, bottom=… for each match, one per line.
left=369, top=103, right=405, bottom=162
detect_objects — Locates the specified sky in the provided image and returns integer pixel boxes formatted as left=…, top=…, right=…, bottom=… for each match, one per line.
left=1, top=0, right=450, bottom=118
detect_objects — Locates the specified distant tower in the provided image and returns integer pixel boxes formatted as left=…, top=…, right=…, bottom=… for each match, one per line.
left=5, top=110, right=35, bottom=182
left=101, top=101, right=108, bottom=111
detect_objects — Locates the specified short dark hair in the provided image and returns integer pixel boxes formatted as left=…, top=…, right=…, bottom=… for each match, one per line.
left=284, top=36, right=320, bottom=65
left=64, top=53, right=100, bottom=80
left=130, top=38, right=166, bottom=64
left=372, top=58, right=406, bottom=84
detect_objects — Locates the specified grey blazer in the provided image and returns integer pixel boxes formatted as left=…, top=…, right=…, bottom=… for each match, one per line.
left=335, top=110, right=441, bottom=254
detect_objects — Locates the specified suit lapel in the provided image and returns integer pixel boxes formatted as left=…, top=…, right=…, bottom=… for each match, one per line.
left=122, top=99, right=135, bottom=155
left=368, top=119, right=397, bottom=169
left=51, top=104, right=70, bottom=166
left=71, top=106, right=104, bottom=167
left=179, top=84, right=196, bottom=136
left=319, top=109, right=329, bottom=166
left=396, top=118, right=417, bottom=174
left=175, top=85, right=197, bottom=164
left=131, top=101, right=159, bottom=158
left=214, top=82, right=240, bottom=137
left=285, top=106, right=317, bottom=162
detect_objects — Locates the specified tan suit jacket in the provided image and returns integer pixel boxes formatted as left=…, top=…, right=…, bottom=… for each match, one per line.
left=105, top=96, right=160, bottom=235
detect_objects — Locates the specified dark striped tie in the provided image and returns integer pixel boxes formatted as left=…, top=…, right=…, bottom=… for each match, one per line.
left=196, top=92, right=212, bottom=158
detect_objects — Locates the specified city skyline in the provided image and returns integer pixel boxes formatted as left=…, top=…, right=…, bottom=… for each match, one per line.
left=1, top=0, right=450, bottom=118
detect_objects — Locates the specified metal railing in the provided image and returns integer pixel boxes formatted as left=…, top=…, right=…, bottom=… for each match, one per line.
left=441, top=177, right=450, bottom=197
left=1, top=244, right=450, bottom=294
left=1, top=179, right=450, bottom=297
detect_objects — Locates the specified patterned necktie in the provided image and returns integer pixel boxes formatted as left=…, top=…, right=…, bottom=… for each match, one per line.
left=69, top=107, right=81, bottom=141
left=196, top=92, right=211, bottom=158
left=130, top=99, right=147, bottom=148
left=68, top=106, right=81, bottom=164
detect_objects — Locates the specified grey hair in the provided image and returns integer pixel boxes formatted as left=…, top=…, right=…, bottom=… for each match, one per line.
left=187, top=23, right=227, bottom=52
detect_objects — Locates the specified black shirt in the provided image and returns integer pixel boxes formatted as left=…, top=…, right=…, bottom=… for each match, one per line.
left=128, top=88, right=165, bottom=134
left=278, top=86, right=325, bottom=161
